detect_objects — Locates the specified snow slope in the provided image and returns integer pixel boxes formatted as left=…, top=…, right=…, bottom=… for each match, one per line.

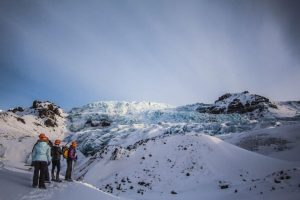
left=0, top=101, right=66, bottom=168
left=0, top=167, right=123, bottom=200
left=79, top=133, right=300, bottom=200
left=218, top=123, right=300, bottom=163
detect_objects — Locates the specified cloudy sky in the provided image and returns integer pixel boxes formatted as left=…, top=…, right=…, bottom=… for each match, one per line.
left=0, top=0, right=299, bottom=110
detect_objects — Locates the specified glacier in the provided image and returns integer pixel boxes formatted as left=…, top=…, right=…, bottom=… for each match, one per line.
left=66, top=100, right=300, bottom=155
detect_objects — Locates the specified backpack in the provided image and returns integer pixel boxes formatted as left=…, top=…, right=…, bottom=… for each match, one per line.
left=62, top=146, right=69, bottom=159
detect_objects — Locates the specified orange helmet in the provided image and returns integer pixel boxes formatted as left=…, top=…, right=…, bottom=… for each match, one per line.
left=39, top=133, right=46, bottom=140
left=54, top=139, right=61, bottom=145
left=71, top=141, right=77, bottom=147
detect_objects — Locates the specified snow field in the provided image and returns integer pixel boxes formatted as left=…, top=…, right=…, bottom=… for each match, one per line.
left=81, top=133, right=300, bottom=200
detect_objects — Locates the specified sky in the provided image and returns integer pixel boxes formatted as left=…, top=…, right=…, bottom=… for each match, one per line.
left=0, top=0, right=300, bottom=110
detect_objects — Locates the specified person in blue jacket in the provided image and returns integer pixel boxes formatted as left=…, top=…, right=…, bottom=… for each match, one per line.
left=32, top=133, right=51, bottom=189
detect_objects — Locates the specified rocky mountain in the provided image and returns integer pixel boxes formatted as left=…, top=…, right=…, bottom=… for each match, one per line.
left=0, top=100, right=66, bottom=168
left=8, top=100, right=64, bottom=127
left=196, top=91, right=278, bottom=114
left=1, top=94, right=300, bottom=200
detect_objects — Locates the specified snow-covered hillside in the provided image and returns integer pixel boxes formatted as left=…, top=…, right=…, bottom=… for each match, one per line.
left=1, top=92, right=300, bottom=200
left=64, top=92, right=300, bottom=199
left=0, top=101, right=66, bottom=168
left=218, top=123, right=300, bottom=163
left=78, top=133, right=300, bottom=200
left=197, top=91, right=277, bottom=114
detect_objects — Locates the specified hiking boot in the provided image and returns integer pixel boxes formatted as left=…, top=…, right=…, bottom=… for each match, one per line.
left=32, top=185, right=38, bottom=188
left=56, top=177, right=62, bottom=182
left=51, top=174, right=55, bottom=181
left=39, top=185, right=47, bottom=189
left=66, top=179, right=73, bottom=182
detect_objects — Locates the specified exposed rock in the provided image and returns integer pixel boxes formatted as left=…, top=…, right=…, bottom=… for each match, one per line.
left=44, top=118, right=58, bottom=127
left=170, top=190, right=177, bottom=194
left=219, top=184, right=229, bottom=189
left=227, top=98, right=244, bottom=113
left=32, top=100, right=40, bottom=109
left=16, top=117, right=25, bottom=124
left=9, top=107, right=24, bottom=113
left=110, top=148, right=119, bottom=160
left=197, top=92, right=277, bottom=114
left=32, top=100, right=61, bottom=118
left=85, top=118, right=111, bottom=127
left=215, top=93, right=232, bottom=103
left=31, top=100, right=62, bottom=127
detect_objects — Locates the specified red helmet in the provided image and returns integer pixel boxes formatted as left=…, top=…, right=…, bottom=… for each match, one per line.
left=39, top=133, right=46, bottom=140
left=54, top=139, right=61, bottom=145
left=71, top=141, right=77, bottom=147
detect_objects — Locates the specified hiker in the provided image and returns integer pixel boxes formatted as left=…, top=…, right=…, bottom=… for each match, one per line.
left=31, top=136, right=51, bottom=183
left=51, top=139, right=62, bottom=182
left=32, top=133, right=51, bottom=189
left=44, top=137, right=52, bottom=183
left=65, top=141, right=77, bottom=181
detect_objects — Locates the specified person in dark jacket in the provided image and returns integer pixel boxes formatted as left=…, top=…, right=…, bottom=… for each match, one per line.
left=32, top=133, right=51, bottom=189
left=65, top=141, right=77, bottom=181
left=51, top=139, right=62, bottom=182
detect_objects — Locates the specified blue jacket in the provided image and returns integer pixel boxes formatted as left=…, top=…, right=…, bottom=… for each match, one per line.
left=32, top=141, right=51, bottom=162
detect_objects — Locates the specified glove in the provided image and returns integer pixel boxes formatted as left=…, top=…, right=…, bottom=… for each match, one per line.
left=74, top=155, right=78, bottom=161
left=48, top=161, right=51, bottom=166
left=31, top=161, right=35, bottom=166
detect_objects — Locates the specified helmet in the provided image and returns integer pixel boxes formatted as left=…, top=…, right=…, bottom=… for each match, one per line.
left=54, top=139, right=61, bottom=145
left=71, top=141, right=77, bottom=147
left=39, top=133, right=46, bottom=140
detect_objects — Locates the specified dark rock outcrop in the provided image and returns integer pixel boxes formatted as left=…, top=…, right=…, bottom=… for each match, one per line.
left=85, top=118, right=111, bottom=128
left=9, top=107, right=24, bottom=113
left=16, top=117, right=25, bottom=124
left=197, top=91, right=277, bottom=114
left=44, top=118, right=58, bottom=127
left=31, top=100, right=62, bottom=127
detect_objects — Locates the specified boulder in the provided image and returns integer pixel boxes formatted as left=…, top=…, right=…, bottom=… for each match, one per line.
left=44, top=118, right=58, bottom=127
left=9, top=107, right=24, bottom=113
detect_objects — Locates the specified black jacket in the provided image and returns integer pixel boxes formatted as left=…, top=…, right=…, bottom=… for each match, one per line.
left=51, top=146, right=62, bottom=161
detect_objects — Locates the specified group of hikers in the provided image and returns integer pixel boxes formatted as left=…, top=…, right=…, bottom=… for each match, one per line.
left=31, top=133, right=77, bottom=189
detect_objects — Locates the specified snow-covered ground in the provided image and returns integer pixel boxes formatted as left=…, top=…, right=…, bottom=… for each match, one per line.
left=0, top=102, right=66, bottom=168
left=0, top=166, right=123, bottom=200
left=218, top=123, right=300, bottom=163
left=78, top=132, right=300, bottom=200
left=1, top=94, right=300, bottom=200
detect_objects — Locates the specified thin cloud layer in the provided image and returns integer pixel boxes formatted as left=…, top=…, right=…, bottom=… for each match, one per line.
left=0, top=0, right=299, bottom=109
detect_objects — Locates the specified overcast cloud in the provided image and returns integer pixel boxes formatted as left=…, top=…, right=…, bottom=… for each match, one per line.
left=0, top=0, right=299, bottom=109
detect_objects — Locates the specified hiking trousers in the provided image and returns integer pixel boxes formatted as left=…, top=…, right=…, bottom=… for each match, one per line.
left=45, top=164, right=50, bottom=181
left=32, top=161, right=47, bottom=188
left=51, top=160, right=61, bottom=179
left=65, top=159, right=73, bottom=180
